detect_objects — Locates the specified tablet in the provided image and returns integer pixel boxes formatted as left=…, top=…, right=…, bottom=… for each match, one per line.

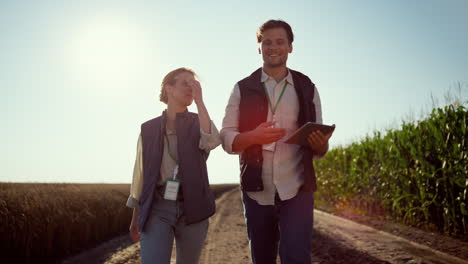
left=284, top=122, right=335, bottom=145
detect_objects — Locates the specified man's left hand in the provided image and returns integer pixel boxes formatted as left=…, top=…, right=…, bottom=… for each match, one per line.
left=307, top=130, right=333, bottom=155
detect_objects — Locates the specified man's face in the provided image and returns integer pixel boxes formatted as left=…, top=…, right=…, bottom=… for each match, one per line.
left=260, top=27, right=293, bottom=68
left=166, top=72, right=194, bottom=107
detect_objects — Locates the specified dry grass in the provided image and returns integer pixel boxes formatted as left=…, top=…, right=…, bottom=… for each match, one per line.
left=0, top=183, right=237, bottom=264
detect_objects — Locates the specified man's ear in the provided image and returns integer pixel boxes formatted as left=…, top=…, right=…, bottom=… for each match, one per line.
left=258, top=47, right=261, bottom=54
left=289, top=44, right=293, bottom=53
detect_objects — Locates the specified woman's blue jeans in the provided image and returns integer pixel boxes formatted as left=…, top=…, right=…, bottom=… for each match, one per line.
left=140, top=191, right=208, bottom=264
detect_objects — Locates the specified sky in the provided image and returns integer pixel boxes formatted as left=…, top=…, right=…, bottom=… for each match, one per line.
left=1, top=0, right=467, bottom=184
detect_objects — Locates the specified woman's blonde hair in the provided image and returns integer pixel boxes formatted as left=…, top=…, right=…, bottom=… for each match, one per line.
left=159, top=67, right=196, bottom=104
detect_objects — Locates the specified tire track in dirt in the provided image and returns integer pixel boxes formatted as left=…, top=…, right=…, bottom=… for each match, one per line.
left=200, top=188, right=252, bottom=264
left=313, top=210, right=468, bottom=264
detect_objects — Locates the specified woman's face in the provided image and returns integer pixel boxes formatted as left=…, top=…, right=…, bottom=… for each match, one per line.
left=166, top=72, right=194, bottom=107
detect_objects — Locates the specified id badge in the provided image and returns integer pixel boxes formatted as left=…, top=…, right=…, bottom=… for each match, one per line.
left=164, top=165, right=180, bottom=201
left=163, top=179, right=180, bottom=201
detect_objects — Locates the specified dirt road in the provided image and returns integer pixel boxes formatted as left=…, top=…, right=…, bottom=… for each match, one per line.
left=63, top=188, right=468, bottom=264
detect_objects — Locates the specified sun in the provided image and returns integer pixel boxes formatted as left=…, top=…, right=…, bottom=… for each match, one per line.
left=69, top=18, right=148, bottom=85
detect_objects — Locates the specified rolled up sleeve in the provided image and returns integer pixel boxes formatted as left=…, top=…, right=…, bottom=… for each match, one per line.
left=312, top=86, right=329, bottom=160
left=220, top=84, right=242, bottom=154
left=199, top=120, right=222, bottom=152
left=126, top=134, right=144, bottom=208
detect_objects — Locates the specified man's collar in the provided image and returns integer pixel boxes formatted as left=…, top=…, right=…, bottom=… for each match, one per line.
left=261, top=68, right=293, bottom=85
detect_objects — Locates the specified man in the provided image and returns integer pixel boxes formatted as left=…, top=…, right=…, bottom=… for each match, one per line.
left=220, top=20, right=333, bottom=263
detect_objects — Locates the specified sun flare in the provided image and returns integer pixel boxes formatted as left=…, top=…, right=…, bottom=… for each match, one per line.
left=70, top=18, right=148, bottom=84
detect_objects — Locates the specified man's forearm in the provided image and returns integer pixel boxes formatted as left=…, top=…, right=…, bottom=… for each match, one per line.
left=232, top=131, right=255, bottom=153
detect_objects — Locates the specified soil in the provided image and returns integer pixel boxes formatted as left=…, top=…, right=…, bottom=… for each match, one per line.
left=62, top=188, right=468, bottom=264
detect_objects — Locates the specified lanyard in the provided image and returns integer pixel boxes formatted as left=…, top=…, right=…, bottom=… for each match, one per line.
left=164, top=132, right=179, bottom=180
left=164, top=132, right=178, bottom=165
left=262, top=81, right=288, bottom=115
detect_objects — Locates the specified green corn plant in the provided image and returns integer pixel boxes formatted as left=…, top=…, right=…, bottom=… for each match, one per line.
left=315, top=102, right=467, bottom=237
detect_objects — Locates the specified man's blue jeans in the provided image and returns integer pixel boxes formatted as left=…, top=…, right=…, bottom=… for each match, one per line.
left=242, top=190, right=314, bottom=264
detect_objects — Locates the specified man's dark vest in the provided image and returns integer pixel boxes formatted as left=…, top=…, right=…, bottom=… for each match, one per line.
left=138, top=111, right=215, bottom=232
left=238, top=67, right=318, bottom=192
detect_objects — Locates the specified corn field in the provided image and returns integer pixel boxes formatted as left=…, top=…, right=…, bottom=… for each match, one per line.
left=315, top=104, right=468, bottom=237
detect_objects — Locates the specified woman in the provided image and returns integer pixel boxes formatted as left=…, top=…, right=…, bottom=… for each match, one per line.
left=126, top=68, right=221, bottom=263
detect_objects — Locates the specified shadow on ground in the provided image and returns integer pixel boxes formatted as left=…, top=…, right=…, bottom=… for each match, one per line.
left=61, top=235, right=134, bottom=264
left=312, top=230, right=390, bottom=264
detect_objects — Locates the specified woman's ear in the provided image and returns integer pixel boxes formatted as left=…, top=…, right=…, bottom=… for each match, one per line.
left=165, top=84, right=172, bottom=94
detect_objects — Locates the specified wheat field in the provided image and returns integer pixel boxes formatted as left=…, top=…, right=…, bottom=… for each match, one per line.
left=0, top=183, right=237, bottom=264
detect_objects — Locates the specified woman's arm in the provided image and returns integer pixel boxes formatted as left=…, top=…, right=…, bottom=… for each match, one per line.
left=190, top=79, right=211, bottom=134
left=129, top=207, right=140, bottom=242
left=127, top=134, right=143, bottom=242
left=196, top=100, right=211, bottom=134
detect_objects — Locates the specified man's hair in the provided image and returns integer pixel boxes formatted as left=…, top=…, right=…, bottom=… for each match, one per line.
left=256, top=19, right=294, bottom=45
left=159, top=67, right=196, bottom=104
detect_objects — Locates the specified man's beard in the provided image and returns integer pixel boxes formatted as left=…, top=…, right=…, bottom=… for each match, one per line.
left=265, top=58, right=286, bottom=68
